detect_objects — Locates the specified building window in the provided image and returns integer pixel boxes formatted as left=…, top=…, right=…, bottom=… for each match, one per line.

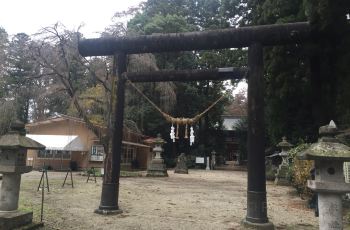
left=62, top=151, right=71, bottom=159
left=46, top=150, right=54, bottom=158
left=53, top=150, right=60, bottom=159
left=38, top=150, right=46, bottom=158
left=91, top=145, right=105, bottom=161
left=38, top=150, right=71, bottom=159
left=121, top=145, right=136, bottom=164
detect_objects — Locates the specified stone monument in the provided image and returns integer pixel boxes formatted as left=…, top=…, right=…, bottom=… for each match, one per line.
left=174, top=153, right=188, bottom=174
left=0, top=120, right=45, bottom=229
left=146, top=134, right=168, bottom=177
left=298, top=120, right=350, bottom=230
left=274, top=137, right=293, bottom=186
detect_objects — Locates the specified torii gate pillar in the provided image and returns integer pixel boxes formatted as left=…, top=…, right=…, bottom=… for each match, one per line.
left=95, top=53, right=126, bottom=215
left=243, top=43, right=274, bottom=229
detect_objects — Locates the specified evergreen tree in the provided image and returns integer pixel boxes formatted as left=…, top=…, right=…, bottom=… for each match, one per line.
left=247, top=0, right=350, bottom=145
left=6, top=33, right=37, bottom=122
left=124, top=0, right=247, bottom=159
left=307, top=0, right=350, bottom=128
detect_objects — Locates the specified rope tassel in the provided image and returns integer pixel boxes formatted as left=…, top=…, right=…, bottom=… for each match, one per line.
left=184, top=123, right=188, bottom=139
left=176, top=123, right=179, bottom=139
left=170, top=124, right=175, bottom=142
left=190, top=126, right=195, bottom=146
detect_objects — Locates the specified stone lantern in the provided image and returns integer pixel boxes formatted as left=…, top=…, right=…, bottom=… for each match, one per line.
left=298, top=121, right=350, bottom=230
left=0, top=120, right=45, bottom=229
left=146, top=134, right=168, bottom=177
left=274, top=137, right=293, bottom=186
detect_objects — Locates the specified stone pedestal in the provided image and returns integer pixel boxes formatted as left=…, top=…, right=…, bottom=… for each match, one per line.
left=94, top=182, right=123, bottom=215
left=0, top=211, right=33, bottom=230
left=147, top=158, right=168, bottom=177
left=242, top=219, right=275, bottom=230
left=274, top=161, right=290, bottom=186
left=174, top=153, right=188, bottom=174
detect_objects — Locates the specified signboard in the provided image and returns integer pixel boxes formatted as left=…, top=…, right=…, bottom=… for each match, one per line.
left=195, top=157, right=205, bottom=164
left=91, top=145, right=105, bottom=161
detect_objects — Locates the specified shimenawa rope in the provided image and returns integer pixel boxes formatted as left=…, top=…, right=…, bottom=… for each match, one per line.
left=124, top=76, right=226, bottom=126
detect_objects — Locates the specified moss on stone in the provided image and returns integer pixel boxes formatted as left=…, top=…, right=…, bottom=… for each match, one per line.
left=300, top=142, right=350, bottom=160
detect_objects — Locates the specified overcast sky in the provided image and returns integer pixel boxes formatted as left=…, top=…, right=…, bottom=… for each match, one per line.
left=0, top=0, right=247, bottom=94
left=0, top=0, right=143, bottom=37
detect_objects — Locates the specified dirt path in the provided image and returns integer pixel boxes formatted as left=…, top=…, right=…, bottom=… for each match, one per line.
left=18, top=170, right=322, bottom=229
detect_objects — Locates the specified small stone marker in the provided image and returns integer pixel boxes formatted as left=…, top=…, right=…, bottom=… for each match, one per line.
left=146, top=134, right=168, bottom=177
left=0, top=120, right=45, bottom=229
left=174, top=153, right=188, bottom=174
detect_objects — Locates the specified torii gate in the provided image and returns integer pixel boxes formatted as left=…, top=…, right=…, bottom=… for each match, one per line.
left=78, top=22, right=310, bottom=228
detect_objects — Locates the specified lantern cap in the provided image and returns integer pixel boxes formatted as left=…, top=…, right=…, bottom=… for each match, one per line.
left=277, top=137, right=293, bottom=148
left=319, top=120, right=340, bottom=136
left=0, top=120, right=45, bottom=150
left=154, top=133, right=166, bottom=145
left=298, top=121, right=350, bottom=161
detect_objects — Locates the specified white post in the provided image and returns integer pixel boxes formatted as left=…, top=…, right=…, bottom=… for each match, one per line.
left=206, top=157, right=210, bottom=170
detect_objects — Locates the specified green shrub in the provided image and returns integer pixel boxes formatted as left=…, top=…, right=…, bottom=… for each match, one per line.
left=288, top=143, right=313, bottom=198
left=85, top=168, right=102, bottom=177
left=120, top=171, right=142, bottom=177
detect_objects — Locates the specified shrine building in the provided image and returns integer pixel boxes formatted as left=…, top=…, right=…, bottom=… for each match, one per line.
left=25, top=114, right=152, bottom=171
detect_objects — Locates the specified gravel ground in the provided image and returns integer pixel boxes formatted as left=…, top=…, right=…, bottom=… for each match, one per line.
left=17, top=170, right=348, bottom=230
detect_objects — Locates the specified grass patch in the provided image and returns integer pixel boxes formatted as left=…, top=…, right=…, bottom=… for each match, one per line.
left=120, top=171, right=143, bottom=177
left=18, top=195, right=53, bottom=224
left=81, top=169, right=143, bottom=177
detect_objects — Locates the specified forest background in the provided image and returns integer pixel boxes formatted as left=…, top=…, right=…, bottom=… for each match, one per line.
left=0, top=0, right=349, bottom=164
